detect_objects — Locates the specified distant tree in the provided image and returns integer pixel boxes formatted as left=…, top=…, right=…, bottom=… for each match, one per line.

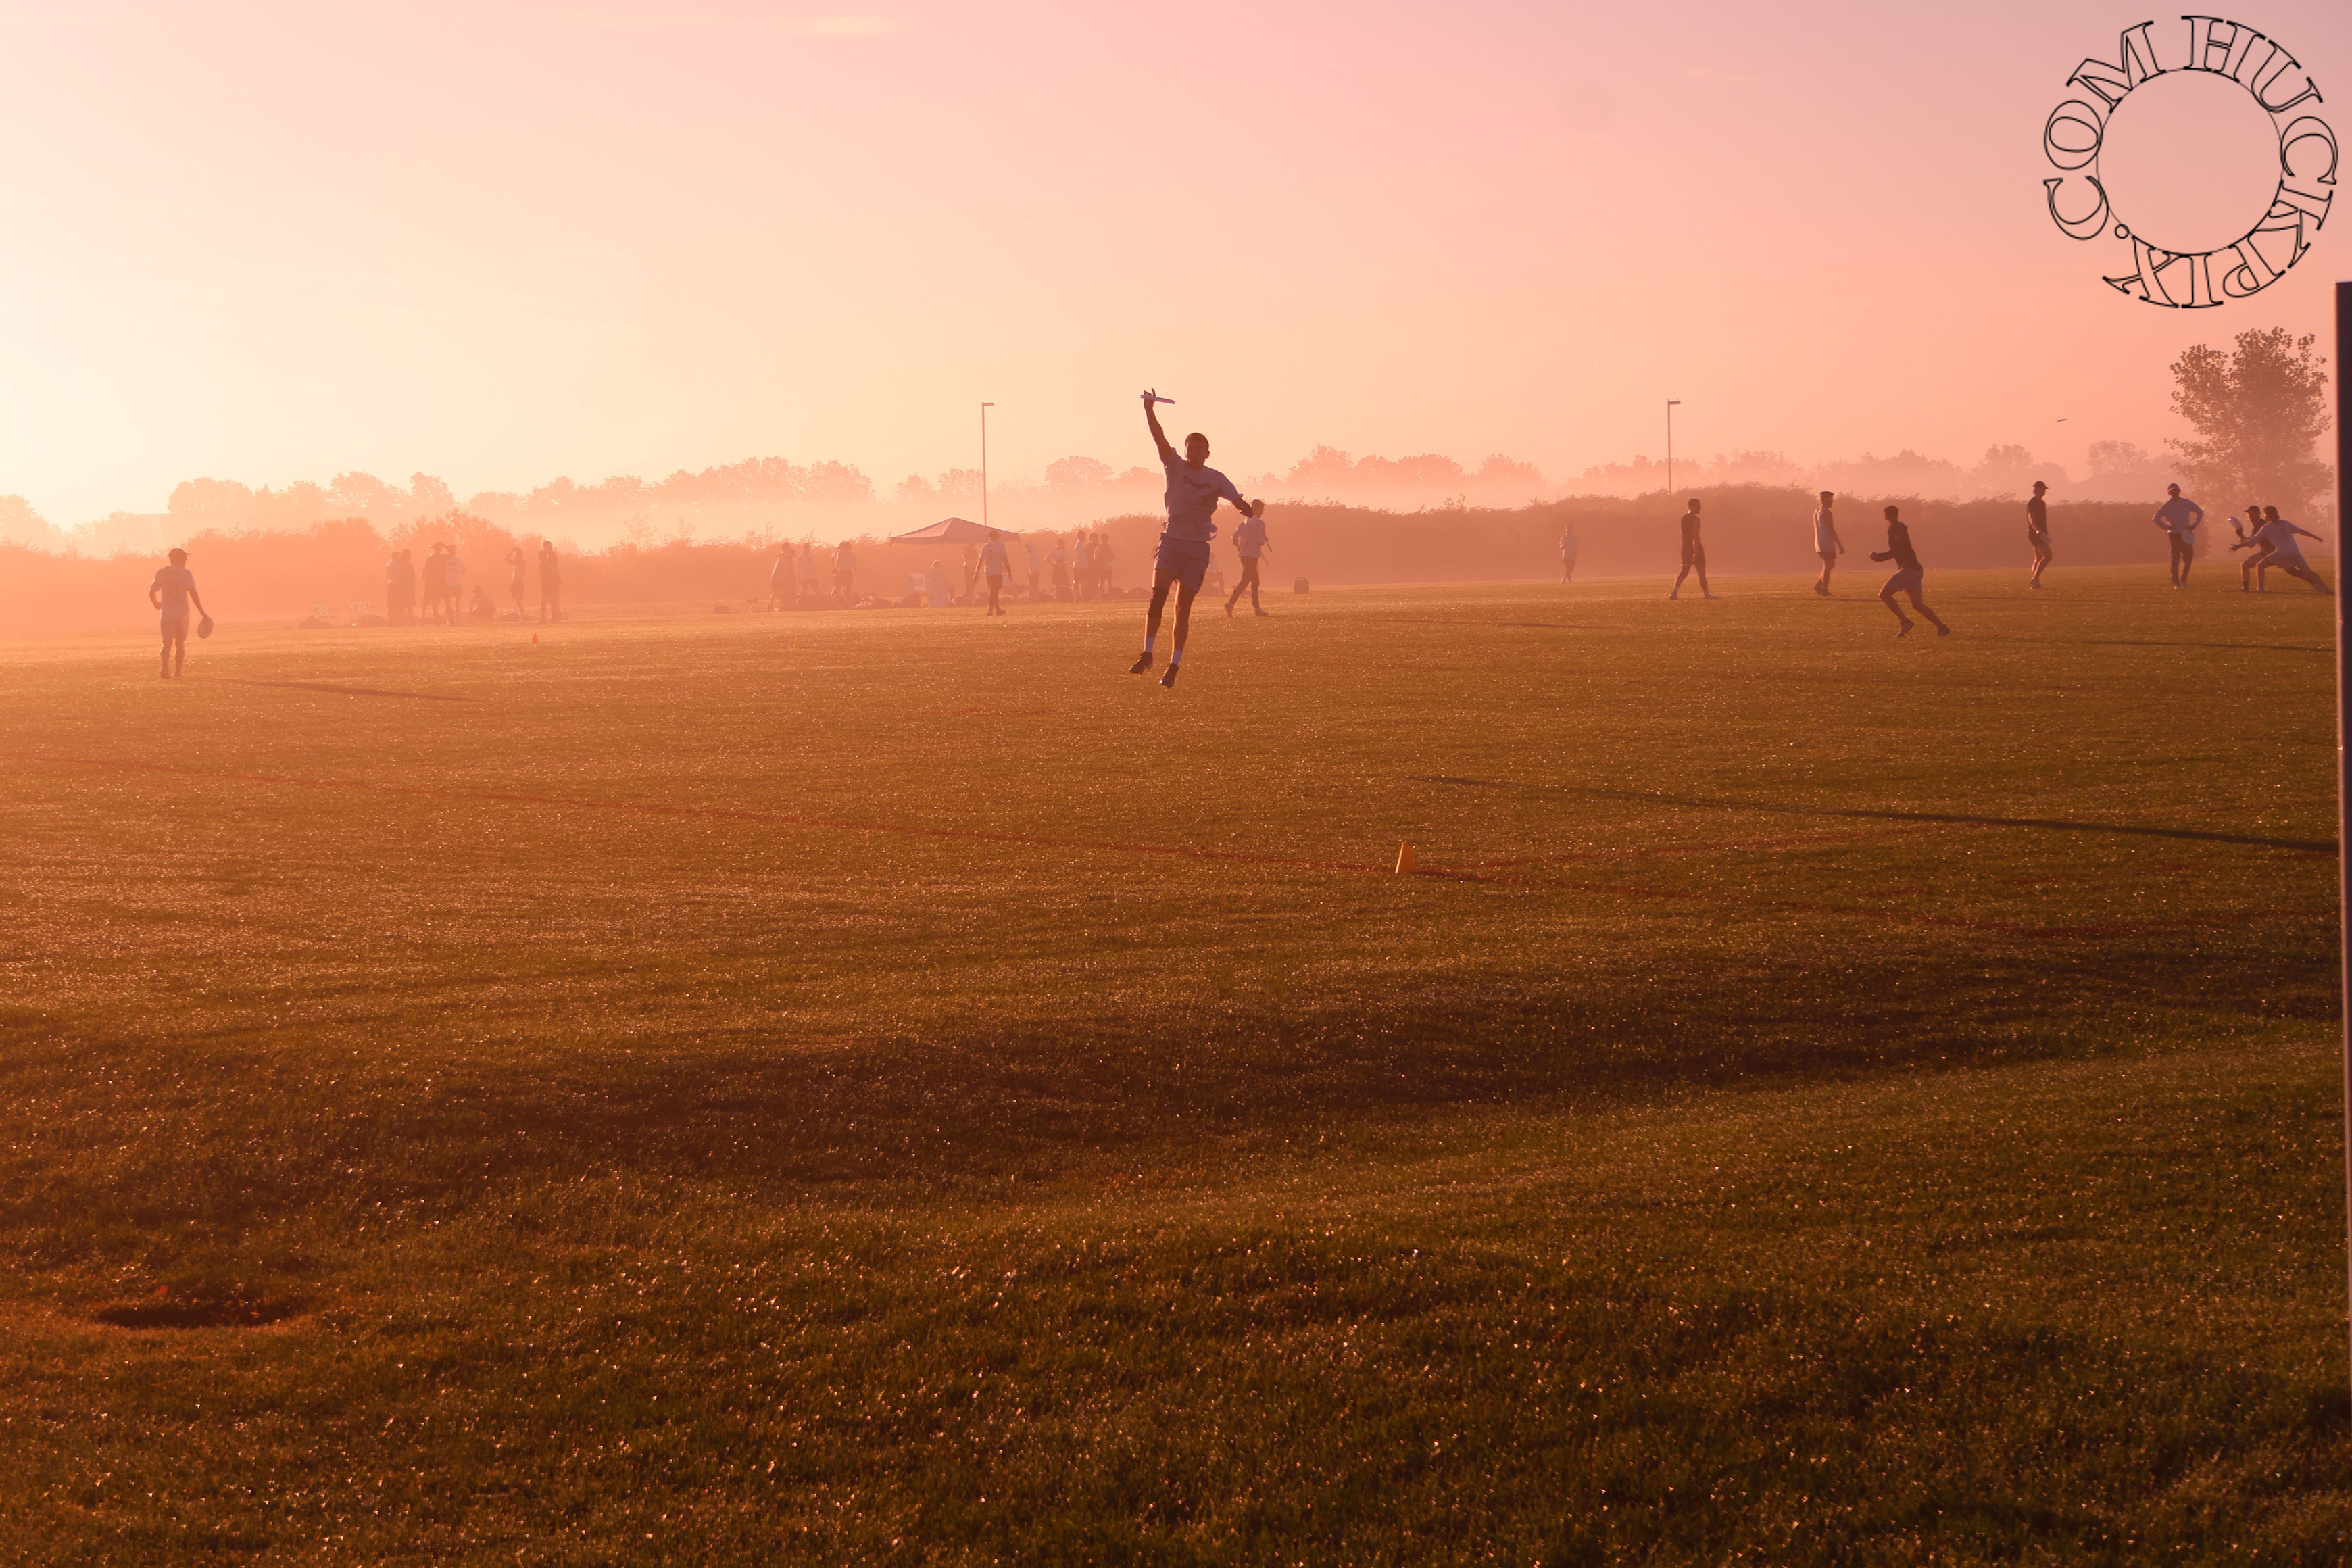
left=2084, top=439, right=2155, bottom=474
left=410, top=472, right=458, bottom=513
left=167, top=477, right=256, bottom=518
left=1969, top=444, right=2069, bottom=499
left=1045, top=456, right=1113, bottom=488
left=1474, top=454, right=1548, bottom=492
left=0, top=494, right=57, bottom=547
left=2167, top=327, right=2332, bottom=512
left=1283, top=445, right=1359, bottom=491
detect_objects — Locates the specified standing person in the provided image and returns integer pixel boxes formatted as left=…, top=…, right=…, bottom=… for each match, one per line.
left=925, top=559, right=950, bottom=608
left=2249, top=506, right=2332, bottom=594
left=1130, top=390, right=1256, bottom=689
left=148, top=547, right=210, bottom=679
left=1870, top=504, right=1951, bottom=637
left=539, top=540, right=562, bottom=622
left=2026, top=481, right=2053, bottom=589
left=1023, top=534, right=1041, bottom=602
left=833, top=539, right=858, bottom=604
left=1811, top=492, right=1842, bottom=596
left=769, top=544, right=793, bottom=610
left=421, top=544, right=448, bottom=625
left=1072, top=532, right=1094, bottom=602
left=1096, top=530, right=1117, bottom=595
left=2154, top=483, right=2205, bottom=589
left=505, top=543, right=529, bottom=620
left=442, top=545, right=466, bottom=622
left=797, top=541, right=822, bottom=607
left=959, top=543, right=981, bottom=606
left=1669, top=498, right=1717, bottom=600
left=386, top=547, right=416, bottom=626
left=980, top=528, right=1012, bottom=616
left=1048, top=537, right=1070, bottom=601
left=1226, top=500, right=1271, bottom=616
left=1559, top=524, right=1580, bottom=584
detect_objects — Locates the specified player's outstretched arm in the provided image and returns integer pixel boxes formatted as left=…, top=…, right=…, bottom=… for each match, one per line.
left=1143, top=393, right=1174, bottom=463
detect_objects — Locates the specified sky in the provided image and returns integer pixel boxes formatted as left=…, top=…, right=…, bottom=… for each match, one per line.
left=0, top=0, right=2344, bottom=522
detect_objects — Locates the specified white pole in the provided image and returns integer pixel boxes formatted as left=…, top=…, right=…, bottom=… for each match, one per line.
left=981, top=401, right=994, bottom=529
left=1667, top=400, right=1681, bottom=496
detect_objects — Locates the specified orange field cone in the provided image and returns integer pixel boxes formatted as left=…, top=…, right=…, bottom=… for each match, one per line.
left=531, top=632, right=539, bottom=643
left=1394, top=842, right=1415, bottom=875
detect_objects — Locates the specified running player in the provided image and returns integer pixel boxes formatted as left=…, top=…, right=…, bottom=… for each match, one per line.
left=1669, top=498, right=1716, bottom=599
left=1226, top=501, right=1270, bottom=617
left=2026, top=481, right=2053, bottom=589
left=981, top=529, right=1011, bottom=616
left=1559, top=524, right=1580, bottom=583
left=2228, top=499, right=2270, bottom=591
left=2154, top=484, right=2204, bottom=589
left=1811, top=492, right=1842, bottom=596
left=1870, top=504, right=1951, bottom=637
left=1131, top=391, right=1256, bottom=689
left=148, top=547, right=210, bottom=678
left=2251, top=507, right=2332, bottom=594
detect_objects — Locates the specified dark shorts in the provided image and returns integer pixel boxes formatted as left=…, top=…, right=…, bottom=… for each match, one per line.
left=1154, top=539, right=1211, bottom=592
left=1883, top=566, right=1924, bottom=595
left=160, top=615, right=189, bottom=641
left=1681, top=543, right=1705, bottom=568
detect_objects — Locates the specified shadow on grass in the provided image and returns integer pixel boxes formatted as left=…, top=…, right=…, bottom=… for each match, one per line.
left=5, top=931, right=2329, bottom=1248
left=1414, top=775, right=2340, bottom=854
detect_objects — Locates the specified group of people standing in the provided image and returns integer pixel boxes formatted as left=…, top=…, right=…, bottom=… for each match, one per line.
left=768, top=540, right=860, bottom=609
left=2136, top=484, right=2330, bottom=595
left=385, top=539, right=562, bottom=626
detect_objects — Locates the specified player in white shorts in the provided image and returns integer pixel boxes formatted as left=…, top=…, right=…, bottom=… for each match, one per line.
left=1131, top=391, right=1258, bottom=689
left=1811, top=492, right=1842, bottom=596
left=148, top=547, right=211, bottom=678
left=2249, top=508, right=2330, bottom=594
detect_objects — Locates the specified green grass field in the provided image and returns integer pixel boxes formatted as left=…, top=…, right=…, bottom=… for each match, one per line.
left=2, top=566, right=2347, bottom=1564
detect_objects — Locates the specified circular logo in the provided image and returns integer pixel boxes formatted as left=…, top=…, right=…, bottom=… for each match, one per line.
left=2041, top=16, right=2335, bottom=306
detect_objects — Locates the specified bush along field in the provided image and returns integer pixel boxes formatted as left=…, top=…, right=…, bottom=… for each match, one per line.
left=0, top=566, right=2345, bottom=1563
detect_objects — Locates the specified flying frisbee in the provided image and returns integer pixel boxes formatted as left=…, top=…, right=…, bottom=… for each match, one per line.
left=1141, top=389, right=1175, bottom=406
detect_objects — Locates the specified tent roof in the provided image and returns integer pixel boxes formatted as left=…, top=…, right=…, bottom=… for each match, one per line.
left=887, top=516, right=1017, bottom=545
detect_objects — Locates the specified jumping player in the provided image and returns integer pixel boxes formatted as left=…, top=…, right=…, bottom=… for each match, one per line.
left=1871, top=504, right=1950, bottom=637
left=1669, top=498, right=1716, bottom=599
left=1811, top=491, right=1842, bottom=596
left=2251, top=506, right=2332, bottom=594
left=981, top=529, right=1011, bottom=616
left=2154, top=483, right=2204, bottom=589
left=2026, top=481, right=2053, bottom=588
left=1227, top=501, right=1270, bottom=617
left=1131, top=391, right=1256, bottom=689
left=149, top=547, right=210, bottom=678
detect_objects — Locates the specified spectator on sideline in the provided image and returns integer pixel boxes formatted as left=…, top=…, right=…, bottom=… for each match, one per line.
left=1812, top=493, right=1842, bottom=597
left=422, top=544, right=449, bottom=625
left=1560, top=523, right=1581, bottom=585
left=769, top=545, right=793, bottom=610
left=539, top=540, right=563, bottom=622
left=833, top=540, right=858, bottom=604
left=505, top=543, right=529, bottom=619
left=797, top=541, right=822, bottom=607
left=387, top=547, right=416, bottom=626
left=2026, top=482, right=2053, bottom=589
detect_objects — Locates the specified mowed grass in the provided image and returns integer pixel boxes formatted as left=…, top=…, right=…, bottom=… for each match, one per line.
left=0, top=566, right=2346, bottom=1563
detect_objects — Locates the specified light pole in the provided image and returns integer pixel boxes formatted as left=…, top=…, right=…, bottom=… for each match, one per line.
left=1666, top=400, right=1681, bottom=497
left=980, top=401, right=994, bottom=529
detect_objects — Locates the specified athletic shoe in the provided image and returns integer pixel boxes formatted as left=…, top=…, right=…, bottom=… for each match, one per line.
left=1225, top=603, right=1234, bottom=617
left=1127, top=654, right=1152, bottom=674
left=1667, top=591, right=1679, bottom=600
left=1159, top=664, right=1180, bottom=689
left=1936, top=624, right=1953, bottom=637
left=2030, top=580, right=2042, bottom=589
left=1703, top=593, right=1721, bottom=600
left=1896, top=620, right=1915, bottom=637
left=1254, top=610, right=1270, bottom=617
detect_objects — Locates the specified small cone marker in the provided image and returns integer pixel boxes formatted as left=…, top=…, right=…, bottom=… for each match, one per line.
left=531, top=633, right=539, bottom=643
left=1394, top=842, right=1415, bottom=875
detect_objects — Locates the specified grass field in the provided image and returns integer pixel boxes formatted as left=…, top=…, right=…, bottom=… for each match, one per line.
left=2, top=565, right=2347, bottom=1564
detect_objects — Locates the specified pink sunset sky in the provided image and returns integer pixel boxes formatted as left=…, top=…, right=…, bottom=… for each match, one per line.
left=0, top=0, right=2343, bottom=522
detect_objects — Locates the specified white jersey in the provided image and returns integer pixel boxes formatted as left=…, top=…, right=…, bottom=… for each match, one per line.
left=1811, top=510, right=1838, bottom=553
left=2253, top=518, right=2307, bottom=560
left=981, top=539, right=1010, bottom=576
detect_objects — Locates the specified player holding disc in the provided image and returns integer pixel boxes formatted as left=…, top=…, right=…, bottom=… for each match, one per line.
left=1130, top=390, right=1258, bottom=689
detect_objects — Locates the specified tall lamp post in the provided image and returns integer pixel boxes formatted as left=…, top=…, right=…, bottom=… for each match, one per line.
left=980, top=401, right=995, bottom=531
left=1667, top=400, right=1682, bottom=497
left=2335, top=280, right=2350, bottom=1400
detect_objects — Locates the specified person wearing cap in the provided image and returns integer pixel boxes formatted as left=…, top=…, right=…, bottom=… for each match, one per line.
left=148, top=547, right=210, bottom=678
left=2026, top=481, right=2053, bottom=589
left=2153, top=483, right=2204, bottom=589
left=539, top=539, right=562, bottom=622
left=980, top=528, right=1012, bottom=616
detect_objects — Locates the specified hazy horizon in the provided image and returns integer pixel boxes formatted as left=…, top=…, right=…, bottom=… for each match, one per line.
left=1, top=0, right=2341, bottom=528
